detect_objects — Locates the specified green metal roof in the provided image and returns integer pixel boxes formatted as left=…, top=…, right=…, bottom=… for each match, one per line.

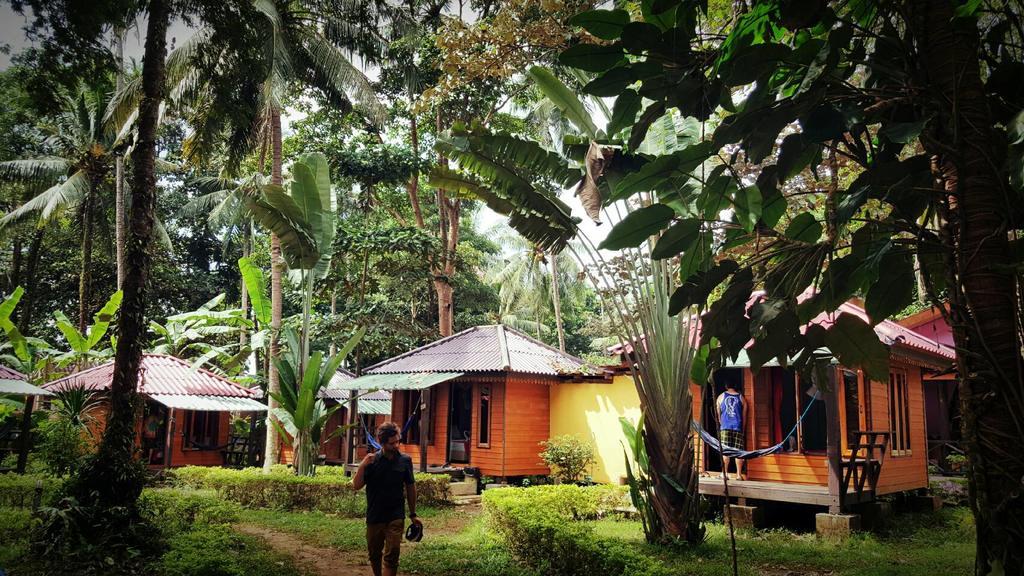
left=0, top=378, right=54, bottom=397
left=148, top=394, right=267, bottom=412
left=335, top=371, right=464, bottom=391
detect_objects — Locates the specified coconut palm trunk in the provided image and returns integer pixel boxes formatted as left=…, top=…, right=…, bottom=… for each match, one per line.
left=17, top=227, right=44, bottom=334
left=911, top=1, right=1024, bottom=572
left=77, top=184, right=96, bottom=333
left=72, top=0, right=169, bottom=507
left=550, top=252, right=565, bottom=352
left=263, top=106, right=284, bottom=471
left=115, top=27, right=126, bottom=290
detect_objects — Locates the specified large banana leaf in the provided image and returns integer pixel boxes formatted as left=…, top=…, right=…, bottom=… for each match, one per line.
left=238, top=257, right=272, bottom=326
left=0, top=287, right=29, bottom=362
left=246, top=185, right=319, bottom=269
left=528, top=67, right=600, bottom=140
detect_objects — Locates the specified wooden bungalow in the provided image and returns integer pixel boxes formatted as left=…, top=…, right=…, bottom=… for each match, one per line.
left=43, top=354, right=266, bottom=468
left=335, top=325, right=604, bottom=478
left=560, top=298, right=954, bottom=530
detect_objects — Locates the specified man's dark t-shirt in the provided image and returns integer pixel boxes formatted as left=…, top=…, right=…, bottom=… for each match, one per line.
left=364, top=451, right=415, bottom=524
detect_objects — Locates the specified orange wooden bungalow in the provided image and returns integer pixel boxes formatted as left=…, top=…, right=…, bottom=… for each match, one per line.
left=43, top=354, right=266, bottom=468
left=334, top=325, right=604, bottom=478
left=688, top=300, right=955, bottom=522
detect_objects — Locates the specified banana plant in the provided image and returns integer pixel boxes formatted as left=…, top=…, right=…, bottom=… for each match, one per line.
left=0, top=287, right=58, bottom=375
left=270, top=327, right=365, bottom=476
left=245, top=152, right=337, bottom=375
left=148, top=293, right=260, bottom=376
left=52, top=290, right=123, bottom=369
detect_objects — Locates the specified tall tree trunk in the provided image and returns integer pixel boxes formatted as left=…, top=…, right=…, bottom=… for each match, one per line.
left=10, top=235, right=22, bottom=296
left=550, top=252, right=565, bottom=352
left=78, top=185, right=95, bottom=333
left=912, top=2, right=1024, bottom=573
left=17, top=227, right=45, bottom=334
left=72, top=0, right=169, bottom=508
left=239, top=223, right=250, bottom=351
left=263, top=107, right=284, bottom=472
left=115, top=27, right=126, bottom=290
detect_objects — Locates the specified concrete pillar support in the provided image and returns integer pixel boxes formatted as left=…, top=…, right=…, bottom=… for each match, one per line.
left=816, top=513, right=861, bottom=539
left=725, top=504, right=765, bottom=529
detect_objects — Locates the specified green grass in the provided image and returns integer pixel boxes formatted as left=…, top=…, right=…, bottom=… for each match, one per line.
left=585, top=507, right=975, bottom=576
left=236, top=500, right=975, bottom=576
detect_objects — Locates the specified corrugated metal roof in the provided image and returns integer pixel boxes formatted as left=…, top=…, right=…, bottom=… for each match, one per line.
left=338, top=371, right=464, bottom=391
left=319, top=367, right=356, bottom=400
left=149, top=394, right=267, bottom=412
left=42, top=354, right=259, bottom=399
left=358, top=398, right=392, bottom=415
left=0, top=364, right=26, bottom=382
left=0, top=379, right=54, bottom=396
left=366, top=325, right=596, bottom=376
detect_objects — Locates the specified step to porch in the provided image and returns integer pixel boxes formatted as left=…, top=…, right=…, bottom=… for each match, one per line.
left=453, top=494, right=482, bottom=505
left=449, top=479, right=478, bottom=497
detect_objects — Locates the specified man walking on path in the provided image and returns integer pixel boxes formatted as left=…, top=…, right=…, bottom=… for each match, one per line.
left=353, top=422, right=422, bottom=576
left=716, top=383, right=749, bottom=480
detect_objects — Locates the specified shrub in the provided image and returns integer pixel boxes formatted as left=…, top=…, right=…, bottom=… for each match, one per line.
left=36, top=418, right=93, bottom=477
left=0, top=507, right=34, bottom=567
left=0, top=472, right=63, bottom=508
left=140, top=488, right=242, bottom=536
left=539, top=435, right=595, bottom=484
left=483, top=485, right=662, bottom=576
left=169, top=466, right=451, bottom=514
left=158, top=524, right=301, bottom=576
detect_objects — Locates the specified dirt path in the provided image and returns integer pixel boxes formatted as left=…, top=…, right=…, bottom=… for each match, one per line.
left=235, top=523, right=368, bottom=576
left=235, top=503, right=484, bottom=576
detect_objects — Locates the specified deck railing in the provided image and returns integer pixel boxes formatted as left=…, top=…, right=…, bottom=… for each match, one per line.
left=840, top=431, right=889, bottom=500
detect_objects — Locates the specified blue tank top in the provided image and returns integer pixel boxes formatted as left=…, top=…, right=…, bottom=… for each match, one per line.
left=720, top=392, right=743, bottom=431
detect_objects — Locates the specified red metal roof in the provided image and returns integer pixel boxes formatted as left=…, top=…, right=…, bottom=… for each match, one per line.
left=366, top=325, right=597, bottom=377
left=42, top=354, right=258, bottom=398
left=0, top=363, right=26, bottom=381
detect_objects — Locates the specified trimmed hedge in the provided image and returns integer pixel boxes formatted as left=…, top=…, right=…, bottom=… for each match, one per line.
left=170, top=465, right=451, bottom=514
left=0, top=473, right=63, bottom=509
left=483, top=485, right=667, bottom=576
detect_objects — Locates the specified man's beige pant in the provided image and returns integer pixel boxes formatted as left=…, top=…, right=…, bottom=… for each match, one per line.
left=367, top=519, right=404, bottom=573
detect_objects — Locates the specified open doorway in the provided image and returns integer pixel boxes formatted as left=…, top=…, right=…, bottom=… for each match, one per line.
left=702, top=368, right=744, bottom=474
left=142, top=402, right=168, bottom=465
left=448, top=382, right=472, bottom=464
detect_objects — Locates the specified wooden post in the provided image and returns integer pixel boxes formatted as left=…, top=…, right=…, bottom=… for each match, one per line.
left=346, top=392, right=359, bottom=465
left=823, top=366, right=843, bottom=514
left=419, top=388, right=431, bottom=472
left=164, top=411, right=175, bottom=470
left=16, top=395, right=35, bottom=474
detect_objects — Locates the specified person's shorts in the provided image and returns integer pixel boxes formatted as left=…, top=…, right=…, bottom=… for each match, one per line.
left=719, top=429, right=745, bottom=450
left=367, top=519, right=404, bottom=569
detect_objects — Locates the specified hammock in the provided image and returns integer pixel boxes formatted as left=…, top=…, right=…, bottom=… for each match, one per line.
left=363, top=391, right=421, bottom=451
left=693, top=391, right=819, bottom=460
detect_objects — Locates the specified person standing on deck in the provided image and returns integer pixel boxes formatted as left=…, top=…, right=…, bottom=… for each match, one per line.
left=353, top=422, right=422, bottom=576
left=716, top=384, right=749, bottom=480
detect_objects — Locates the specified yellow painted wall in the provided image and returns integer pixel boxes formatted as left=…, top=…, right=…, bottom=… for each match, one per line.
left=549, top=375, right=641, bottom=484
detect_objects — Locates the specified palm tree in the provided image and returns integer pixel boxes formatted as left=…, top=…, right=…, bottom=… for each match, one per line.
left=162, top=0, right=383, bottom=471
left=0, top=85, right=116, bottom=333
left=180, top=172, right=268, bottom=352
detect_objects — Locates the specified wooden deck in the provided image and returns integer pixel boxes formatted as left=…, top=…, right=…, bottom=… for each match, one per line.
left=698, top=476, right=874, bottom=507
